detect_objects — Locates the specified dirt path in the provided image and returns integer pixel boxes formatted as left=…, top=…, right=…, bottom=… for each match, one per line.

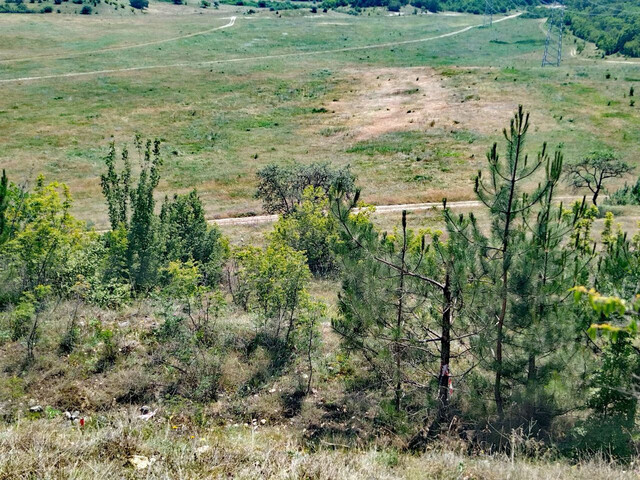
left=0, top=13, right=522, bottom=84
left=604, top=59, right=640, bottom=65
left=212, top=195, right=582, bottom=226
left=0, top=16, right=236, bottom=65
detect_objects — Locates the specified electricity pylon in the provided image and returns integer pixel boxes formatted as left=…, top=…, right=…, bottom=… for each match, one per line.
left=541, top=3, right=565, bottom=66
left=483, top=0, right=494, bottom=27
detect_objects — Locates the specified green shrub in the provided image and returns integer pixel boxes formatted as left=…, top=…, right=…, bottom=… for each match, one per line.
left=256, top=162, right=356, bottom=215
left=158, top=190, right=228, bottom=285
left=607, top=177, right=640, bottom=205
left=153, top=261, right=225, bottom=401
left=269, top=187, right=338, bottom=276
left=229, top=244, right=310, bottom=344
left=80, top=4, right=92, bottom=12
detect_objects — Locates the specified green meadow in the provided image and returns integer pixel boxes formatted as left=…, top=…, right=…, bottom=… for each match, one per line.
left=1, top=5, right=639, bottom=225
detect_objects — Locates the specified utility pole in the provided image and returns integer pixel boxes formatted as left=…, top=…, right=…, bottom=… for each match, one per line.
left=541, top=2, right=565, bottom=66
left=483, top=0, right=494, bottom=27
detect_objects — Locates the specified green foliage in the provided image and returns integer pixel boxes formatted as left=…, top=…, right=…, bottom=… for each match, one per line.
left=445, top=106, right=588, bottom=422
left=91, top=319, right=118, bottom=373
left=294, top=300, right=325, bottom=393
left=331, top=189, right=468, bottom=420
left=569, top=335, right=640, bottom=459
left=159, top=190, right=227, bottom=286
left=0, top=170, right=9, bottom=247
left=269, top=186, right=338, bottom=276
left=566, top=0, right=640, bottom=57
left=0, top=176, right=91, bottom=301
left=230, top=244, right=310, bottom=344
left=127, top=139, right=162, bottom=292
left=154, top=260, right=225, bottom=400
left=11, top=293, right=36, bottom=342
left=565, top=150, right=633, bottom=206
left=100, top=139, right=226, bottom=295
left=571, top=252, right=640, bottom=458
left=607, top=176, right=640, bottom=206
left=100, top=142, right=131, bottom=231
left=256, top=162, right=356, bottom=215
left=332, top=210, right=436, bottom=411
left=129, top=0, right=147, bottom=8
left=12, top=285, right=51, bottom=365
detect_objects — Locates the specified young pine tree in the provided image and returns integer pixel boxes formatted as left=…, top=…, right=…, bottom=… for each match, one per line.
left=331, top=191, right=471, bottom=431
left=454, top=106, right=563, bottom=418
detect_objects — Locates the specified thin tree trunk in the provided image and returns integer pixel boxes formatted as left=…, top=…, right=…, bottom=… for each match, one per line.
left=306, top=319, right=314, bottom=394
left=437, top=273, right=452, bottom=420
left=408, top=273, right=452, bottom=450
left=495, top=121, right=524, bottom=419
left=394, top=211, right=408, bottom=411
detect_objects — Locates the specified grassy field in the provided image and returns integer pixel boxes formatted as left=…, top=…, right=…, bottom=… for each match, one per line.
left=1, top=4, right=639, bottom=227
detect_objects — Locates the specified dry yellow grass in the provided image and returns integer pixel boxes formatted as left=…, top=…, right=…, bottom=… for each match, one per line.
left=0, top=415, right=637, bottom=479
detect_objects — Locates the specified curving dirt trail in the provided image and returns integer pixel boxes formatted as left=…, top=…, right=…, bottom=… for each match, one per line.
left=212, top=195, right=583, bottom=226
left=0, top=16, right=236, bottom=65
left=0, top=13, right=522, bottom=84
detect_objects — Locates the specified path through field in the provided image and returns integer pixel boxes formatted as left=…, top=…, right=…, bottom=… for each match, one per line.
left=212, top=196, right=583, bottom=226
left=0, top=16, right=237, bottom=64
left=0, top=12, right=522, bottom=84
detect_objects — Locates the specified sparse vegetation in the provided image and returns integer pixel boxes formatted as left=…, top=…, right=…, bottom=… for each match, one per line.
left=2, top=6, right=640, bottom=477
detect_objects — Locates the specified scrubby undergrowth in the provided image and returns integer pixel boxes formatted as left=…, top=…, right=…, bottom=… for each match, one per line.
left=0, top=415, right=637, bottom=479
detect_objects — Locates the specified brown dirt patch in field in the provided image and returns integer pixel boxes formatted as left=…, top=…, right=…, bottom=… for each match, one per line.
left=327, top=66, right=518, bottom=141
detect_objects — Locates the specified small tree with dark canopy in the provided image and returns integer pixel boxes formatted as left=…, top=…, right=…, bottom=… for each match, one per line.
left=0, top=170, right=9, bottom=246
left=159, top=190, right=227, bottom=286
left=565, top=150, right=632, bottom=206
left=256, top=162, right=356, bottom=215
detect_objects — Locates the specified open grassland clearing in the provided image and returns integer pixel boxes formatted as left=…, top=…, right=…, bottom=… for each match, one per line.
left=1, top=7, right=639, bottom=229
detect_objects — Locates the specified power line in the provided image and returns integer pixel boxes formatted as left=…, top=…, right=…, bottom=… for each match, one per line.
left=484, top=0, right=494, bottom=27
left=542, top=2, right=566, bottom=66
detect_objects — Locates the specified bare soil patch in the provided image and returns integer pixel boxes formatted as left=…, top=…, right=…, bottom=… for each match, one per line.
left=326, top=66, right=517, bottom=141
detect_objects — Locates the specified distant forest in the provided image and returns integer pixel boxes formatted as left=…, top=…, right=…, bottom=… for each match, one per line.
left=565, top=0, right=640, bottom=57
left=321, top=0, right=640, bottom=57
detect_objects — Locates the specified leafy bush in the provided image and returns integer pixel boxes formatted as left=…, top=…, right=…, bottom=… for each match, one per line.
left=256, top=162, right=356, bottom=215
left=158, top=190, right=228, bottom=286
left=80, top=4, right=92, bottom=12
left=229, top=244, right=310, bottom=344
left=154, top=261, right=225, bottom=400
left=566, top=335, right=640, bottom=459
left=0, top=176, right=92, bottom=302
left=129, top=0, right=148, bottom=8
left=269, top=187, right=338, bottom=276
